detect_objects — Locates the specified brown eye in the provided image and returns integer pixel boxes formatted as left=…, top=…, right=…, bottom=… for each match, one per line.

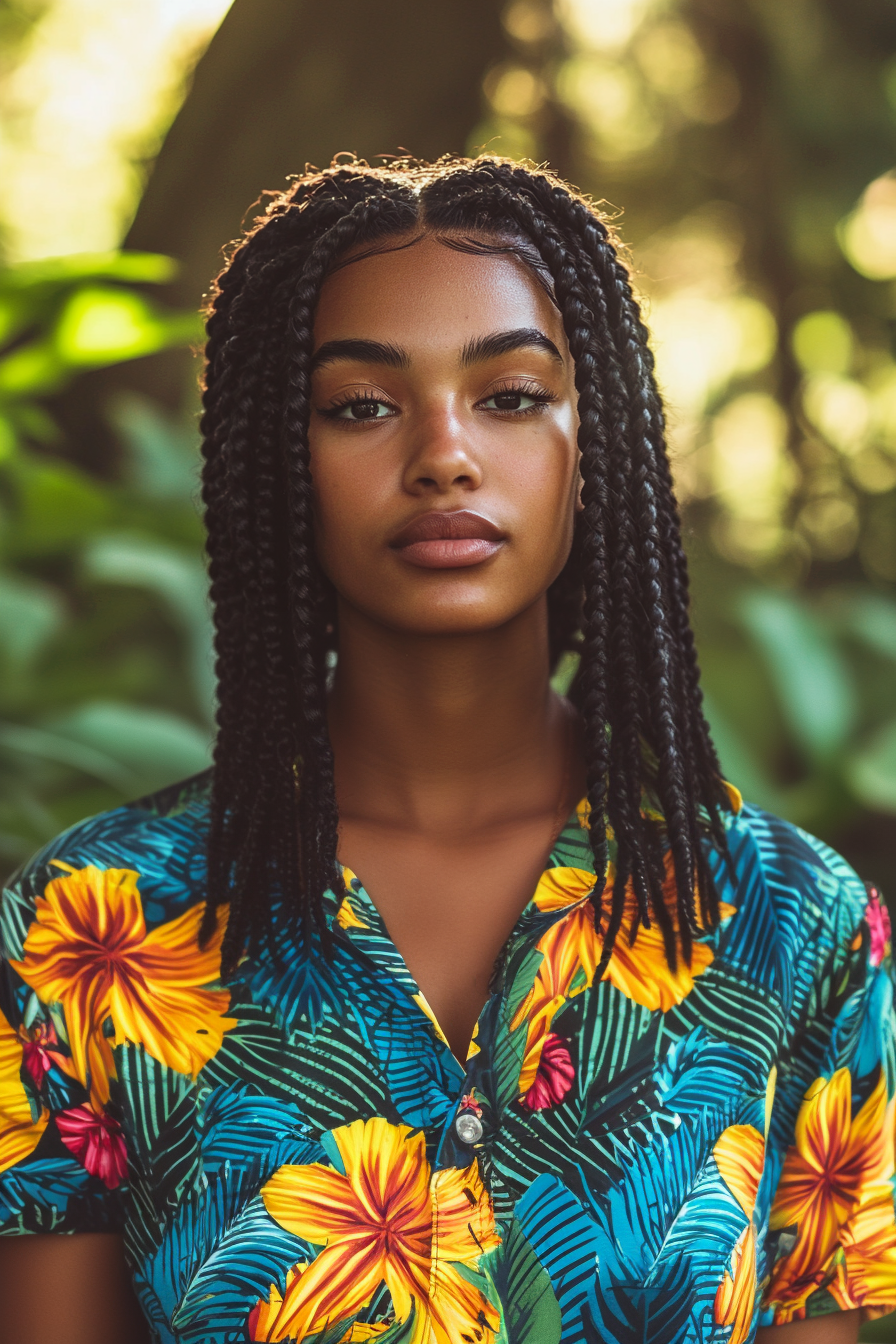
left=480, top=388, right=550, bottom=413
left=328, top=397, right=396, bottom=421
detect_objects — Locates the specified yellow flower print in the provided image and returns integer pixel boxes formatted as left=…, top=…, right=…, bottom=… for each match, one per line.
left=252, top=1117, right=500, bottom=1343
left=412, top=994, right=451, bottom=1051
left=714, top=1124, right=766, bottom=1220
left=713, top=1124, right=765, bottom=1344
left=0, top=1007, right=48, bottom=1175
left=766, top=1068, right=896, bottom=1323
left=512, top=857, right=734, bottom=1093
left=715, top=1223, right=757, bottom=1344
left=337, top=869, right=369, bottom=931
left=11, top=863, right=234, bottom=1107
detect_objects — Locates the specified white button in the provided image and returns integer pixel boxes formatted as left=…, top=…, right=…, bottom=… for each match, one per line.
left=455, top=1112, right=483, bottom=1144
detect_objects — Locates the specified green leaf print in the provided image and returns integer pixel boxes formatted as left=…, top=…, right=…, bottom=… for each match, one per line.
left=483, top=1218, right=562, bottom=1344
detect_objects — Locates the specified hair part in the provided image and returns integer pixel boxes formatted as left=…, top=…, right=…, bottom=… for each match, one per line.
left=198, top=155, right=731, bottom=975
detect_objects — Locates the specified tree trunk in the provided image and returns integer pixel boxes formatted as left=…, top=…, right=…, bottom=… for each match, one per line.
left=128, top=0, right=507, bottom=312
left=57, top=0, right=507, bottom=460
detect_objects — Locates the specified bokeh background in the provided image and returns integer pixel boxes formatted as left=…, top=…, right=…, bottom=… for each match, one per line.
left=1, top=0, right=894, bottom=1010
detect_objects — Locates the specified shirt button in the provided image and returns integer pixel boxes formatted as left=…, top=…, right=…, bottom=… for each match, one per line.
left=455, top=1112, right=483, bottom=1144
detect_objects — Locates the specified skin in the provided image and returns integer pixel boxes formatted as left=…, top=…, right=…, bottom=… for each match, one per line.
left=0, top=235, right=861, bottom=1344
left=317, top=235, right=585, bottom=1061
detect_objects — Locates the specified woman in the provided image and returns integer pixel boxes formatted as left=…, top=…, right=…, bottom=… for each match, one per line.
left=0, top=157, right=893, bottom=1344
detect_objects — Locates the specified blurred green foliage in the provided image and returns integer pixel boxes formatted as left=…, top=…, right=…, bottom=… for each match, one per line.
left=690, top=559, right=896, bottom=842
left=490, top=0, right=896, bottom=894
left=0, top=0, right=891, bottom=1335
left=0, top=1, right=894, bottom=888
left=0, top=253, right=211, bottom=869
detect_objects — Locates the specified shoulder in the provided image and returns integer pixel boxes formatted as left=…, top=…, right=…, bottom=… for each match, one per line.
left=1, top=771, right=212, bottom=958
left=726, top=800, right=869, bottom=936
left=716, top=800, right=877, bottom=1006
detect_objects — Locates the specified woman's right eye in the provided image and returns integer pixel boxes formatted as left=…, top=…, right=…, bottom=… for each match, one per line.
left=326, top=397, right=396, bottom=422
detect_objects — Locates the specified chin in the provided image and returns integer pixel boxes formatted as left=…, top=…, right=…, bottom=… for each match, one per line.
left=364, top=593, right=527, bottom=637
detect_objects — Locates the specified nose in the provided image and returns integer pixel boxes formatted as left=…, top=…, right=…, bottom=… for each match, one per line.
left=401, top=404, right=483, bottom=495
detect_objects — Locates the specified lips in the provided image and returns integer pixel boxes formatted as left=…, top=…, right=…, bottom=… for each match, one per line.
left=390, top=510, right=506, bottom=569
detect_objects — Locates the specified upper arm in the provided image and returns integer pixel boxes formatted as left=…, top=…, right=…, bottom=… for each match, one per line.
left=756, top=1309, right=860, bottom=1342
left=0, top=1232, right=150, bottom=1344
left=756, top=832, right=896, bottom=1328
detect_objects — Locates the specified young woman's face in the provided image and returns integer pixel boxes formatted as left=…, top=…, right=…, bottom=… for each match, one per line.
left=308, top=233, right=579, bottom=638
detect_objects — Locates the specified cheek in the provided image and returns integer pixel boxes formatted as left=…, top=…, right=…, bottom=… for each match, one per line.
left=502, top=426, right=578, bottom=551
left=311, top=444, right=391, bottom=574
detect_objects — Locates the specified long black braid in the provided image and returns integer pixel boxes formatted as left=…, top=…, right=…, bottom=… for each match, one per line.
left=198, top=156, right=731, bottom=974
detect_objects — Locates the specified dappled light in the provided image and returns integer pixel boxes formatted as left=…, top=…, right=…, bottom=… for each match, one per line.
left=475, top=0, right=896, bottom=918
left=0, top=0, right=233, bottom=261
left=0, top=0, right=892, bottom=1076
left=840, top=172, right=896, bottom=281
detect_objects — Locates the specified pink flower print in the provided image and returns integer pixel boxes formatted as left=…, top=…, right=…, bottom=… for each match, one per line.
left=460, top=1092, right=483, bottom=1117
left=18, top=1020, right=63, bottom=1090
left=520, top=1032, right=575, bottom=1111
left=866, top=886, right=892, bottom=967
left=56, top=1104, right=128, bottom=1188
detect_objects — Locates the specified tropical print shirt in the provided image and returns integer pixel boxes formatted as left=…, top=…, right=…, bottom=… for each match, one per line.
left=1, top=770, right=895, bottom=1344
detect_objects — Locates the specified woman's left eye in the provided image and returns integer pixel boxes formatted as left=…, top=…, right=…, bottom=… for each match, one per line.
left=331, top=397, right=395, bottom=421
left=479, top=388, right=552, bottom=413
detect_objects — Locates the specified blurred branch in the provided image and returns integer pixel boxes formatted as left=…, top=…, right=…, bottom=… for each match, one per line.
left=126, top=0, right=509, bottom=316
left=678, top=0, right=802, bottom=441
left=52, top=0, right=512, bottom=458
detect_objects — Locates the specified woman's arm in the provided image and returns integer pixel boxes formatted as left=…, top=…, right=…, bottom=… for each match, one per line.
left=757, top=1309, right=860, bottom=1342
left=0, top=1232, right=150, bottom=1344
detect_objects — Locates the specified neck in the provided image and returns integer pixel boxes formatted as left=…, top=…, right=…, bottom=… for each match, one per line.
left=328, top=597, right=575, bottom=835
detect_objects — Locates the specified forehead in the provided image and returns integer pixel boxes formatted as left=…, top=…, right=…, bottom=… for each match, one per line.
left=312, top=233, right=565, bottom=350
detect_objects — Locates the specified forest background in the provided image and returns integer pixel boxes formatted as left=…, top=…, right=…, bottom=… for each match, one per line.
left=1, top=2, right=895, bottom=1332
left=1, top=0, right=896, bottom=1092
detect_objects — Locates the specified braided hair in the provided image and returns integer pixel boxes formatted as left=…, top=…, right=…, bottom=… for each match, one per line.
left=199, top=156, right=731, bottom=974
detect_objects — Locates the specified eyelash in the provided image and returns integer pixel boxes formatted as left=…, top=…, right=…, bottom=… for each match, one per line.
left=481, top=379, right=557, bottom=415
left=319, top=392, right=395, bottom=421
left=318, top=379, right=557, bottom=423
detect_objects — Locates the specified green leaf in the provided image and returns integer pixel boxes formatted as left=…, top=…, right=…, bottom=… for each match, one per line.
left=82, top=533, right=214, bottom=720
left=0, top=573, right=66, bottom=669
left=550, top=649, right=580, bottom=695
left=46, top=701, right=211, bottom=794
left=482, top=1217, right=562, bottom=1344
left=8, top=461, right=112, bottom=554
left=846, top=717, right=896, bottom=813
left=0, top=252, right=178, bottom=290
left=0, top=340, right=65, bottom=398
left=837, top=591, right=896, bottom=662
left=108, top=393, right=200, bottom=501
left=699, top=690, right=783, bottom=811
left=0, top=415, right=17, bottom=460
left=53, top=286, right=201, bottom=368
left=737, top=589, right=855, bottom=764
left=0, top=295, right=23, bottom=346
left=7, top=402, right=61, bottom=446
left=0, top=721, right=136, bottom=790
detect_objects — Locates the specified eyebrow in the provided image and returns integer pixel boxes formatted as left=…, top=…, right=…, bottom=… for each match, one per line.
left=309, top=338, right=410, bottom=372
left=309, top=326, right=564, bottom=374
left=461, top=327, right=564, bottom=367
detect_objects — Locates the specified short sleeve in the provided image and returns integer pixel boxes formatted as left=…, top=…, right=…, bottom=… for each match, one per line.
left=0, top=839, right=127, bottom=1236
left=760, top=862, right=896, bottom=1327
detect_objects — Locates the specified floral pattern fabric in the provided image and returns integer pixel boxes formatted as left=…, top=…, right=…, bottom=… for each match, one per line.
left=1, top=770, right=895, bottom=1342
